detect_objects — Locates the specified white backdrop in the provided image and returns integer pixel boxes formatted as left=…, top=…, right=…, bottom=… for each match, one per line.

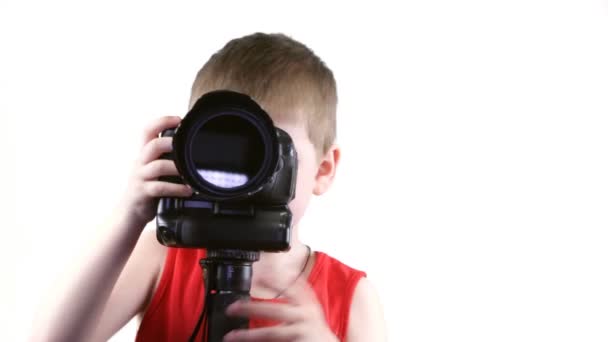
left=2, top=0, right=608, bottom=341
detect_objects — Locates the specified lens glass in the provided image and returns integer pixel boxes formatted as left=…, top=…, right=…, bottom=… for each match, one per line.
left=191, top=114, right=265, bottom=189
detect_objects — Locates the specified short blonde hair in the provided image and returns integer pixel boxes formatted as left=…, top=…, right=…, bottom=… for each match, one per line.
left=190, top=33, right=338, bottom=155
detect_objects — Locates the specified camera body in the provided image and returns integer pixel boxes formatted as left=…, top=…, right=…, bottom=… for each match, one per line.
left=155, top=90, right=297, bottom=252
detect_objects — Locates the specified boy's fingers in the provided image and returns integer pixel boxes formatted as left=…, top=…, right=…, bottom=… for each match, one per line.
left=224, top=326, right=296, bottom=342
left=141, top=116, right=181, bottom=146
left=139, top=159, right=180, bottom=180
left=226, top=301, right=301, bottom=323
left=139, top=137, right=173, bottom=165
left=142, top=181, right=192, bottom=198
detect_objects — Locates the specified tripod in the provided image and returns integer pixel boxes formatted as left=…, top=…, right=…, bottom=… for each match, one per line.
left=188, top=249, right=260, bottom=342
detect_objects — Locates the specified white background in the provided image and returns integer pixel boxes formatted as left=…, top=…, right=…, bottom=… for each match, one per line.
left=2, top=0, right=608, bottom=341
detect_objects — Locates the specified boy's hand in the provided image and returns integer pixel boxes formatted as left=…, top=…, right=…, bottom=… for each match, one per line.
left=224, top=278, right=338, bottom=342
left=122, top=116, right=193, bottom=226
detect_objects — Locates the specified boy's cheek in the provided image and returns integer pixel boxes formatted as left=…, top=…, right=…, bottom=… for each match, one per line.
left=289, top=177, right=315, bottom=225
left=288, top=144, right=318, bottom=225
left=289, top=191, right=311, bottom=226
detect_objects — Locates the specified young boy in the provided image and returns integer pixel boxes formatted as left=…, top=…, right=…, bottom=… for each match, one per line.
left=34, top=33, right=386, bottom=342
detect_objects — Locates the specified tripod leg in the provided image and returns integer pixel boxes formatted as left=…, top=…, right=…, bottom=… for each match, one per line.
left=200, top=254, right=256, bottom=342
left=206, top=292, right=249, bottom=342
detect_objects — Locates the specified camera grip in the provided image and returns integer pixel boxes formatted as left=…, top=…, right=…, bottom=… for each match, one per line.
left=156, top=203, right=291, bottom=251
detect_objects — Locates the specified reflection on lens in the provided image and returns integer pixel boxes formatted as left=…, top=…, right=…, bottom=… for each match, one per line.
left=191, top=114, right=265, bottom=190
left=197, top=169, right=249, bottom=188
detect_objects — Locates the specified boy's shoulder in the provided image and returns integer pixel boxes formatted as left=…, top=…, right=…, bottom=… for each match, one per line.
left=310, top=251, right=387, bottom=341
left=140, top=228, right=169, bottom=263
left=310, top=251, right=366, bottom=285
left=137, top=228, right=169, bottom=301
left=313, top=252, right=386, bottom=341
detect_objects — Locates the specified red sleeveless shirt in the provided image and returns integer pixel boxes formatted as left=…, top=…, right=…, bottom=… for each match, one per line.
left=136, top=248, right=366, bottom=342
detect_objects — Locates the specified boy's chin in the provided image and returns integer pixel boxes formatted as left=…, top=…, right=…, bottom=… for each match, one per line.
left=289, top=208, right=309, bottom=228
left=288, top=205, right=307, bottom=224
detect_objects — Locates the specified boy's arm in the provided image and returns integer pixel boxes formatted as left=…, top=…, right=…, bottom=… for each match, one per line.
left=346, top=278, right=388, bottom=342
left=31, top=210, right=158, bottom=342
left=89, top=228, right=167, bottom=341
left=31, top=116, right=191, bottom=342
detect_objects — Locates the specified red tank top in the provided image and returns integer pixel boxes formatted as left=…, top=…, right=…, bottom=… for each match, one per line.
left=136, top=247, right=366, bottom=342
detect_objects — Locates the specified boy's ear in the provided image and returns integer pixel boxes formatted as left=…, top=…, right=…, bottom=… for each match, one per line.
left=313, top=144, right=341, bottom=196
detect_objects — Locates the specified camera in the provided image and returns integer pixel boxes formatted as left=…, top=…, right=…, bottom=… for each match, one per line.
left=155, top=90, right=297, bottom=252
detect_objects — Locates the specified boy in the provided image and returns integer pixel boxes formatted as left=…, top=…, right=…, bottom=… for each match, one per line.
left=34, top=33, right=386, bottom=342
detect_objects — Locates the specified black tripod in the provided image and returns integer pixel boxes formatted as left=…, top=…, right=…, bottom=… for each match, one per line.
left=188, top=249, right=260, bottom=342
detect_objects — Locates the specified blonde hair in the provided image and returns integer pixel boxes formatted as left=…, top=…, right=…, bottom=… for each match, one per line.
left=190, top=33, right=338, bottom=155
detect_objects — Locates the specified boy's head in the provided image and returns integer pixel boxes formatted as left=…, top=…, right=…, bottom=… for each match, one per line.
left=189, top=32, right=339, bottom=227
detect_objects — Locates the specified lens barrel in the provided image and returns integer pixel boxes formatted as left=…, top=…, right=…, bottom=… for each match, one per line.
left=173, top=90, right=280, bottom=200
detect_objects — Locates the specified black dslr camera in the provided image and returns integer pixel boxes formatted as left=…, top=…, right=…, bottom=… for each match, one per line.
left=155, top=90, right=297, bottom=252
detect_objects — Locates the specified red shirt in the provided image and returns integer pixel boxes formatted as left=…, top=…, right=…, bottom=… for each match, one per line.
left=136, top=248, right=365, bottom=341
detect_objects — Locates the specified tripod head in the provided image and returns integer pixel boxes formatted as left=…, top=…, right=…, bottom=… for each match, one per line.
left=190, top=249, right=260, bottom=342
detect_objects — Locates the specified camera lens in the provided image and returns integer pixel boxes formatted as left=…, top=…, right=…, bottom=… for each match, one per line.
left=191, top=114, right=264, bottom=189
left=173, top=90, right=280, bottom=200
